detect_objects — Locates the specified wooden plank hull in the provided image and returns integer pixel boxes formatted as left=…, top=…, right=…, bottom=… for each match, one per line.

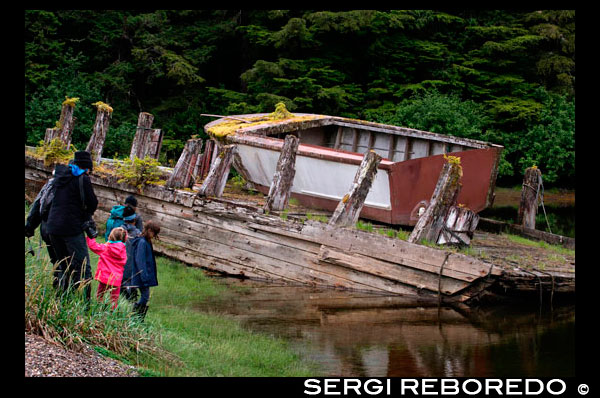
left=25, top=154, right=573, bottom=305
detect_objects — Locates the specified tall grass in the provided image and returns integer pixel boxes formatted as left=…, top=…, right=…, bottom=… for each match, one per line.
left=24, top=235, right=177, bottom=369
left=25, top=203, right=318, bottom=376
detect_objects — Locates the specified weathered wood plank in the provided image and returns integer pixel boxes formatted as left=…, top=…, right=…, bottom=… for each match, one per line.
left=518, top=166, right=542, bottom=229
left=264, top=134, right=299, bottom=212
left=166, top=138, right=203, bottom=189
left=437, top=206, right=479, bottom=246
left=329, top=150, right=382, bottom=227
left=86, top=104, right=112, bottom=163
left=198, top=145, right=236, bottom=197
left=129, top=112, right=154, bottom=160
left=44, top=101, right=76, bottom=149
left=318, top=246, right=471, bottom=295
left=409, top=158, right=462, bottom=244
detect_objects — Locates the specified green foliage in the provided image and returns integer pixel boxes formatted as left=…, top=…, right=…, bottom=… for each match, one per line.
left=115, top=156, right=163, bottom=192
left=34, top=138, right=75, bottom=166
left=25, top=10, right=575, bottom=186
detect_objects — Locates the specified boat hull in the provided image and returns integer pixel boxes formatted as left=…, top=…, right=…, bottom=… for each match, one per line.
left=227, top=133, right=502, bottom=226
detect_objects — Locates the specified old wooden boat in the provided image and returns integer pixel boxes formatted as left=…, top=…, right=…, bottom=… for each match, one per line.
left=205, top=113, right=503, bottom=226
left=25, top=151, right=574, bottom=306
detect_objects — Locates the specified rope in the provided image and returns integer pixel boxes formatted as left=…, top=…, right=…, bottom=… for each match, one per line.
left=437, top=252, right=451, bottom=307
left=441, top=225, right=469, bottom=247
left=537, top=173, right=552, bottom=234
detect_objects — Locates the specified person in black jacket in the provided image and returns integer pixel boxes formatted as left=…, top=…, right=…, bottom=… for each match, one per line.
left=45, top=151, right=98, bottom=300
left=25, top=164, right=66, bottom=287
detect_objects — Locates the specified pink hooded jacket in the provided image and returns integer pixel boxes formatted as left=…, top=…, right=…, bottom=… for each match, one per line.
left=86, top=237, right=127, bottom=287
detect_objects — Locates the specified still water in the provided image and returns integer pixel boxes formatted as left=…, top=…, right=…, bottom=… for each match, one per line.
left=194, top=278, right=575, bottom=377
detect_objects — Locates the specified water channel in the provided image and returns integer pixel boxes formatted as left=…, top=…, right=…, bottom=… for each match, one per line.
left=193, top=277, right=575, bottom=377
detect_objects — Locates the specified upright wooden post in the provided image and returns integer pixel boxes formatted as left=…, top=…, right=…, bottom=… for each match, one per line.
left=86, top=101, right=113, bottom=163
left=328, top=150, right=382, bottom=228
left=408, top=156, right=463, bottom=244
left=198, top=139, right=216, bottom=180
left=165, top=138, right=204, bottom=189
left=130, top=112, right=163, bottom=160
left=44, top=97, right=78, bottom=149
left=197, top=144, right=236, bottom=197
left=518, top=166, right=542, bottom=230
left=264, top=135, right=299, bottom=213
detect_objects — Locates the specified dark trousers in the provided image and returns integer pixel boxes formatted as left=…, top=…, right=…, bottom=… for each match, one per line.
left=49, top=233, right=92, bottom=299
left=136, top=286, right=151, bottom=306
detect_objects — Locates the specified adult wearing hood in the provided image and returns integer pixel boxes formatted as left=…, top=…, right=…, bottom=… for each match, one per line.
left=45, top=151, right=98, bottom=300
left=25, top=164, right=67, bottom=286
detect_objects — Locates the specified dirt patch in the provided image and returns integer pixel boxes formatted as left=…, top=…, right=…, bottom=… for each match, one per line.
left=470, top=232, right=575, bottom=274
left=25, top=333, right=139, bottom=377
left=493, top=187, right=575, bottom=208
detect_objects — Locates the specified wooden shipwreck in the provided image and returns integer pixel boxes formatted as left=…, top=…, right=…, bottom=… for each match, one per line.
left=25, top=156, right=573, bottom=306
left=25, top=105, right=574, bottom=306
left=205, top=112, right=503, bottom=226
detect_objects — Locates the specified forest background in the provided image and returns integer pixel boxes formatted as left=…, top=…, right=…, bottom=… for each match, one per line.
left=24, top=10, right=575, bottom=187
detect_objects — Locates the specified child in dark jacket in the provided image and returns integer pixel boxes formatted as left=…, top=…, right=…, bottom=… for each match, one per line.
left=129, top=220, right=161, bottom=320
left=87, top=227, right=128, bottom=309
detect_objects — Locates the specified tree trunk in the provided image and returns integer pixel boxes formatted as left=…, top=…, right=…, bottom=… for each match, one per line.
left=518, top=167, right=542, bottom=230
left=129, top=112, right=154, bottom=160
left=264, top=135, right=299, bottom=212
left=328, top=150, right=382, bottom=228
left=197, top=145, right=236, bottom=197
left=44, top=103, right=76, bottom=149
left=408, top=160, right=463, bottom=244
left=166, top=139, right=204, bottom=189
left=86, top=107, right=112, bottom=164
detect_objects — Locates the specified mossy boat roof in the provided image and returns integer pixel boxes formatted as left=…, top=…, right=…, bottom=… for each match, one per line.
left=204, top=112, right=501, bottom=149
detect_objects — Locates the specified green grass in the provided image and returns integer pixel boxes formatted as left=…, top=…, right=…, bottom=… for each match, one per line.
left=25, top=203, right=319, bottom=377
left=504, top=233, right=574, bottom=256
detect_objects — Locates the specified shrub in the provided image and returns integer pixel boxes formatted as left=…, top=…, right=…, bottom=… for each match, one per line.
left=115, top=156, right=163, bottom=192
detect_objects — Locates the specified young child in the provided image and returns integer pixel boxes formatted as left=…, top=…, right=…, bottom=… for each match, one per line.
left=86, top=227, right=128, bottom=309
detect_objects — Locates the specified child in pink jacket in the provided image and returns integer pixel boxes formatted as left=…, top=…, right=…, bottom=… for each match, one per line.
left=86, top=227, right=128, bottom=308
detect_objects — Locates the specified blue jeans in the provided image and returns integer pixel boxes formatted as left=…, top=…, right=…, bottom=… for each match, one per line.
left=136, top=286, right=150, bottom=306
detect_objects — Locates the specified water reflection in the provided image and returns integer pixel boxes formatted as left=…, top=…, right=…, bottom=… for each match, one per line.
left=193, top=278, right=575, bottom=377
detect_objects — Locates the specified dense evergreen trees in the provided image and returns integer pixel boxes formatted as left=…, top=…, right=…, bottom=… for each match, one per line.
left=25, top=10, right=575, bottom=186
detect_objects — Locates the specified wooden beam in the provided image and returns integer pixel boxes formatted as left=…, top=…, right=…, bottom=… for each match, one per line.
left=44, top=102, right=76, bottom=149
left=329, top=150, right=382, bottom=228
left=86, top=104, right=112, bottom=164
left=166, top=138, right=204, bottom=189
left=264, top=135, right=299, bottom=213
left=197, top=144, right=236, bottom=197
left=334, top=126, right=343, bottom=149
left=351, top=128, right=359, bottom=152
left=403, top=137, right=413, bottom=161
left=129, top=112, right=154, bottom=160
left=518, top=167, right=542, bottom=230
left=408, top=158, right=463, bottom=244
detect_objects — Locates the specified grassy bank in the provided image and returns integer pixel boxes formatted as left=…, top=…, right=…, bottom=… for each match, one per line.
left=25, top=205, right=319, bottom=376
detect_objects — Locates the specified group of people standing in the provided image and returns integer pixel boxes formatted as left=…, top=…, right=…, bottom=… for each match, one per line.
left=25, top=151, right=160, bottom=321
